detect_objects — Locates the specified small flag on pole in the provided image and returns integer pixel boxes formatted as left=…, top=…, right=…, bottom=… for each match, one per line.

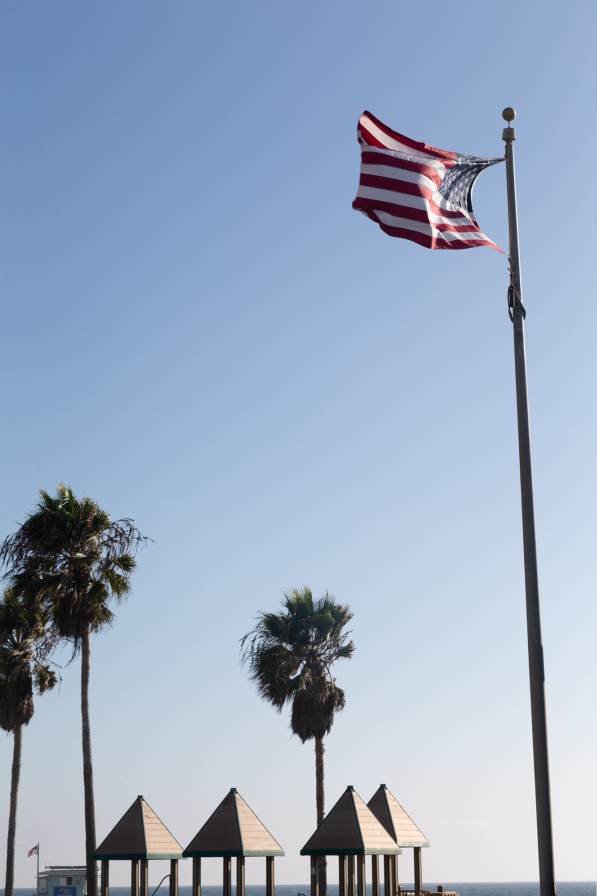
left=27, top=845, right=38, bottom=857
left=353, top=111, right=502, bottom=251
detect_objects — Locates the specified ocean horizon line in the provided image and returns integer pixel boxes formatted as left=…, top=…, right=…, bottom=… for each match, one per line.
left=4, top=882, right=596, bottom=893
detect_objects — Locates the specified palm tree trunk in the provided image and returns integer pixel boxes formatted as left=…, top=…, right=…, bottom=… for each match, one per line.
left=5, top=724, right=22, bottom=896
left=81, top=627, right=97, bottom=896
left=315, top=735, right=327, bottom=896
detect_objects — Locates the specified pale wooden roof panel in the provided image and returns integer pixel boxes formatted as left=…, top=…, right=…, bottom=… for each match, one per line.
left=142, top=802, right=182, bottom=854
left=354, top=792, right=401, bottom=853
left=368, top=786, right=429, bottom=849
left=235, top=793, right=284, bottom=855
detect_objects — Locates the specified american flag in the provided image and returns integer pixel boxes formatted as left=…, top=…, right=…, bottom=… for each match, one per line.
left=352, top=111, right=502, bottom=251
left=27, top=844, right=38, bottom=857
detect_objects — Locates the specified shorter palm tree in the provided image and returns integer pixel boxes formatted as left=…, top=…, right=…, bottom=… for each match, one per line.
left=0, top=589, right=57, bottom=896
left=241, top=587, right=355, bottom=896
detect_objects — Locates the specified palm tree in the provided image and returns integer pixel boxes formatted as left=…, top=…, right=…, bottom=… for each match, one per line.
left=0, top=588, right=57, bottom=896
left=0, top=485, right=146, bottom=896
left=241, top=587, right=355, bottom=896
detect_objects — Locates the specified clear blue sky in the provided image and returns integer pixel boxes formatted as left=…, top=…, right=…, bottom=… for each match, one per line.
left=1, top=0, right=595, bottom=887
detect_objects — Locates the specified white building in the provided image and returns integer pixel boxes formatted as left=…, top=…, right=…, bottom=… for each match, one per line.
left=37, top=866, right=88, bottom=896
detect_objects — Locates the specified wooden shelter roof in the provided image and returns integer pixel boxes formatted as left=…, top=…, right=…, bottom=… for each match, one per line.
left=94, top=795, right=183, bottom=860
left=367, top=785, right=429, bottom=849
left=183, top=788, right=284, bottom=858
left=301, top=786, right=401, bottom=857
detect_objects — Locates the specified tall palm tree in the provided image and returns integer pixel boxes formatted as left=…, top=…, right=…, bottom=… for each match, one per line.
left=0, top=588, right=57, bottom=896
left=241, top=587, right=355, bottom=896
left=0, top=485, right=146, bottom=896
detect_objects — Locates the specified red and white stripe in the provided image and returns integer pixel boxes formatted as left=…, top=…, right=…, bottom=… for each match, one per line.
left=352, top=111, right=501, bottom=251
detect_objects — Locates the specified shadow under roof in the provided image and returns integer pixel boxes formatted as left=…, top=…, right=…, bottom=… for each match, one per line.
left=183, top=788, right=284, bottom=858
left=94, top=795, right=183, bottom=860
left=367, top=785, right=429, bottom=849
left=301, top=786, right=401, bottom=857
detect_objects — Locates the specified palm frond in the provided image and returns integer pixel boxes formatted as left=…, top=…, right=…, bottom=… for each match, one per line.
left=241, top=586, right=355, bottom=743
left=0, top=588, right=57, bottom=732
left=0, top=486, right=146, bottom=649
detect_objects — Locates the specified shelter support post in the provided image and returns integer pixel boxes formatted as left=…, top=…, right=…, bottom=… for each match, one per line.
left=131, top=860, right=139, bottom=896
left=236, top=857, right=245, bottom=896
left=357, top=856, right=365, bottom=896
left=266, top=857, right=275, bottom=896
left=348, top=855, right=355, bottom=896
left=392, top=856, right=398, bottom=895
left=339, top=856, right=348, bottom=896
left=223, top=857, right=231, bottom=896
left=413, top=848, right=422, bottom=896
left=371, top=855, right=379, bottom=896
left=310, top=856, right=319, bottom=896
left=100, top=860, right=109, bottom=896
left=383, top=856, right=392, bottom=896
left=140, top=860, right=148, bottom=896
left=192, top=858, right=201, bottom=896
left=170, top=860, right=179, bottom=896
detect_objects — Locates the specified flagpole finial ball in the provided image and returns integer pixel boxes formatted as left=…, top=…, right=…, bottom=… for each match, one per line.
left=502, top=107, right=516, bottom=122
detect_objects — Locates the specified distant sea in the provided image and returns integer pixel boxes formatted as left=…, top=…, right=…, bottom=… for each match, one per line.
left=8, top=884, right=596, bottom=896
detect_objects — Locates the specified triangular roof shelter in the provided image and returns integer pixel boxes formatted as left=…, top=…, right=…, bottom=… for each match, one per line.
left=95, top=794, right=182, bottom=860
left=94, top=796, right=182, bottom=896
left=301, top=786, right=401, bottom=856
left=367, top=785, right=429, bottom=848
left=183, top=787, right=284, bottom=858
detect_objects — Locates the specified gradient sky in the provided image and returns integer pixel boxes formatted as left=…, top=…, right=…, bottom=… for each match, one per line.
left=1, top=0, right=595, bottom=888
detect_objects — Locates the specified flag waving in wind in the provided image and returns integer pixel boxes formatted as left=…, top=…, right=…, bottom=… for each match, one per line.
left=353, top=111, right=502, bottom=251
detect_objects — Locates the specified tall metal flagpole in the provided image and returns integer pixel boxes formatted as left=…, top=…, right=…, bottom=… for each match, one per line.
left=501, top=107, right=556, bottom=896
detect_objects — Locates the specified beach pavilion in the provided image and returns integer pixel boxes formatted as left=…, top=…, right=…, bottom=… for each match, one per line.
left=94, top=795, right=183, bottom=896
left=300, top=786, right=402, bottom=896
left=183, top=787, right=284, bottom=896
left=368, top=785, right=430, bottom=896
